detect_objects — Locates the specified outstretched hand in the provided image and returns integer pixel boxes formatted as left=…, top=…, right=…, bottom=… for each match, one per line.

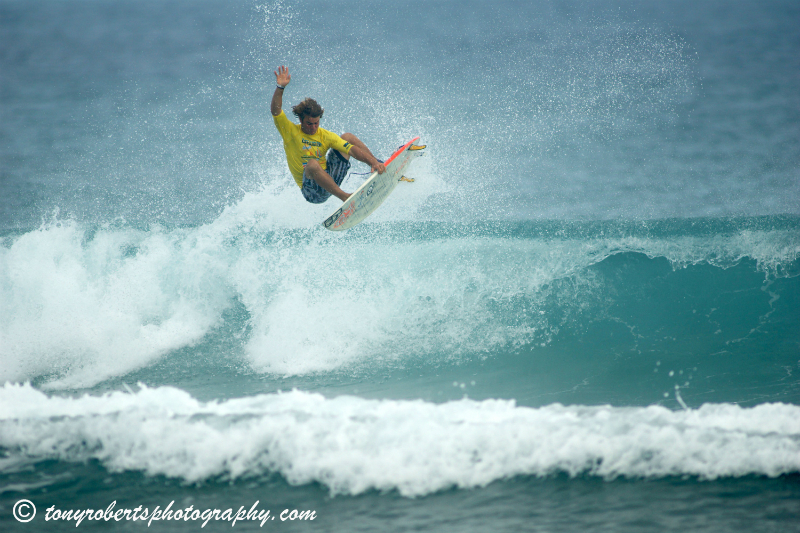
left=274, top=65, right=291, bottom=87
left=372, top=161, right=386, bottom=174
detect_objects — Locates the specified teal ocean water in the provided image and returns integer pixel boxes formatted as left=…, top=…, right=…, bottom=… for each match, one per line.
left=2, top=1, right=799, bottom=531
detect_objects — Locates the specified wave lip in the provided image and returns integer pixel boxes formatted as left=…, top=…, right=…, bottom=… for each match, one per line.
left=1, top=215, right=799, bottom=385
left=2, top=384, right=799, bottom=497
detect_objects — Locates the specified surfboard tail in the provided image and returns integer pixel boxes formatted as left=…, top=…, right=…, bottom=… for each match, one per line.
left=323, top=136, right=425, bottom=231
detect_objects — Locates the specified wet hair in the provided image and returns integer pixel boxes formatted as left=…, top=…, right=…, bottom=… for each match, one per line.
left=292, top=98, right=324, bottom=121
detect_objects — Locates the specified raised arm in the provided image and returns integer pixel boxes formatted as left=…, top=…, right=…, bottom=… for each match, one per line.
left=271, top=65, right=291, bottom=116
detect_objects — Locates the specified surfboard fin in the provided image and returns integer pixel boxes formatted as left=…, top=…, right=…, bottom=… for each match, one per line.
left=409, top=144, right=426, bottom=151
left=399, top=176, right=415, bottom=182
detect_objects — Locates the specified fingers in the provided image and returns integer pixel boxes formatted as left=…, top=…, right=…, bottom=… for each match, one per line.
left=273, top=65, right=291, bottom=84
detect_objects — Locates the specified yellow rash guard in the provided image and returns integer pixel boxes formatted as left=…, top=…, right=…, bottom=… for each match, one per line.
left=272, top=110, right=353, bottom=187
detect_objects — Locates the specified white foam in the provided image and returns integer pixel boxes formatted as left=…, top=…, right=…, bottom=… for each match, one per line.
left=1, top=383, right=798, bottom=496
left=2, top=210, right=798, bottom=385
left=237, top=236, right=575, bottom=375
left=593, top=229, right=800, bottom=276
left=0, top=220, right=234, bottom=388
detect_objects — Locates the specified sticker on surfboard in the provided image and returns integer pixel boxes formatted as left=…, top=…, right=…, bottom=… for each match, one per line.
left=323, top=137, right=426, bottom=231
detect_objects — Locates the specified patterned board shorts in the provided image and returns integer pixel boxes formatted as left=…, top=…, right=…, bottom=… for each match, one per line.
left=301, top=149, right=351, bottom=204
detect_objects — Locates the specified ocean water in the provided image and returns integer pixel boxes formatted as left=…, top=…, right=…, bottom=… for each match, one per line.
left=1, top=0, right=799, bottom=531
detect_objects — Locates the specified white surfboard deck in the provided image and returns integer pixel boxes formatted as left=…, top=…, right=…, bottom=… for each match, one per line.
left=323, top=137, right=425, bottom=231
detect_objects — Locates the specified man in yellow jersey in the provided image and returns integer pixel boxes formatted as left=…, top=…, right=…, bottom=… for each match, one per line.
left=271, top=65, right=385, bottom=203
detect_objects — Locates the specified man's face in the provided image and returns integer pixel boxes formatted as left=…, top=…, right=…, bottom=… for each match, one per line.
left=300, top=115, right=320, bottom=135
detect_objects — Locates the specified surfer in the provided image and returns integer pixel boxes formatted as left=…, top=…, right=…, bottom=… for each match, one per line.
left=271, top=65, right=385, bottom=203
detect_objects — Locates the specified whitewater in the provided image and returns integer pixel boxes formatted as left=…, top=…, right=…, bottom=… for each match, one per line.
left=2, top=0, right=799, bottom=531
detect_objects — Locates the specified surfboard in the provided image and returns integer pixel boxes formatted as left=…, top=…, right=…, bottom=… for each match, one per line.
left=323, top=137, right=426, bottom=231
